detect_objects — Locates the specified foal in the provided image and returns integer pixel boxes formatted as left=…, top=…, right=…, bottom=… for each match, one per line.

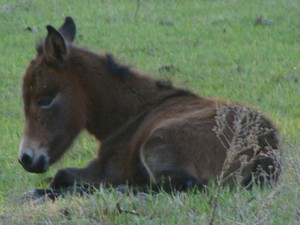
left=19, top=17, right=281, bottom=197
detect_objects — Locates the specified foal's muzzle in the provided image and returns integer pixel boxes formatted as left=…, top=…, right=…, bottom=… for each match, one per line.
left=18, top=153, right=49, bottom=173
left=19, top=136, right=50, bottom=173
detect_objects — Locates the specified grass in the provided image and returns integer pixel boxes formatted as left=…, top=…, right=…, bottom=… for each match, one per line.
left=0, top=0, right=299, bottom=224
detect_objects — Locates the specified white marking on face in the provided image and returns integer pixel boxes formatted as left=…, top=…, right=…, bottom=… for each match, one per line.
left=18, top=135, right=50, bottom=172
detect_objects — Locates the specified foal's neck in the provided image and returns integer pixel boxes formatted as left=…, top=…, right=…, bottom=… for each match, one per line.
left=70, top=48, right=192, bottom=140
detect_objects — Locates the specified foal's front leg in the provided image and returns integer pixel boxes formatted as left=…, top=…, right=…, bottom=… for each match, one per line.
left=25, top=157, right=104, bottom=200
left=51, top=157, right=103, bottom=189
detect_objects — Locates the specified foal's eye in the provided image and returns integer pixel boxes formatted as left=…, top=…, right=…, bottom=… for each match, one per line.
left=37, top=95, right=54, bottom=108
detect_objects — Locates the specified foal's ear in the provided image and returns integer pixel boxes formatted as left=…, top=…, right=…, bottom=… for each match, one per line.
left=58, top=17, right=76, bottom=43
left=43, top=17, right=76, bottom=63
left=44, top=25, right=67, bottom=63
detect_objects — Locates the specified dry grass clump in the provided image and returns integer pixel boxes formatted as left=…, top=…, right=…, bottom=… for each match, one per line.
left=209, top=104, right=282, bottom=225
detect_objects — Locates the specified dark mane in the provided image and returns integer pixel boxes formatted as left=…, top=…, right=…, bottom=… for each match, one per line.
left=104, top=53, right=194, bottom=99
left=36, top=41, right=132, bottom=81
left=104, top=53, right=132, bottom=80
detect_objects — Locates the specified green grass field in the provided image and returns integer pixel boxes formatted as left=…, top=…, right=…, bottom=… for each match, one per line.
left=1, top=0, right=299, bottom=224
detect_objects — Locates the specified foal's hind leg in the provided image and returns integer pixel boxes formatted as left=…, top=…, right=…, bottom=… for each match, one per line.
left=251, top=154, right=281, bottom=187
left=223, top=153, right=281, bottom=188
left=140, top=132, right=204, bottom=192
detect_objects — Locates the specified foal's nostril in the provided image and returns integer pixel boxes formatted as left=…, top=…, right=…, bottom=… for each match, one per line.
left=20, top=153, right=33, bottom=166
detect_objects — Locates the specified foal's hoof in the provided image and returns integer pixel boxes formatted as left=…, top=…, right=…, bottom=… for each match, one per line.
left=21, top=189, right=43, bottom=201
left=21, top=189, right=59, bottom=202
left=51, top=169, right=76, bottom=189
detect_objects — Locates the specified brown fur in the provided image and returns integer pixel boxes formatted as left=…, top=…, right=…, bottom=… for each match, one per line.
left=19, top=17, right=281, bottom=192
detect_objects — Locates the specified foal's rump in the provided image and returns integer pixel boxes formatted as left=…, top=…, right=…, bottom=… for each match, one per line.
left=138, top=97, right=280, bottom=189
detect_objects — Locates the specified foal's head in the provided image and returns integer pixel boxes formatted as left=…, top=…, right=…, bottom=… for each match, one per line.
left=18, top=17, right=86, bottom=173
